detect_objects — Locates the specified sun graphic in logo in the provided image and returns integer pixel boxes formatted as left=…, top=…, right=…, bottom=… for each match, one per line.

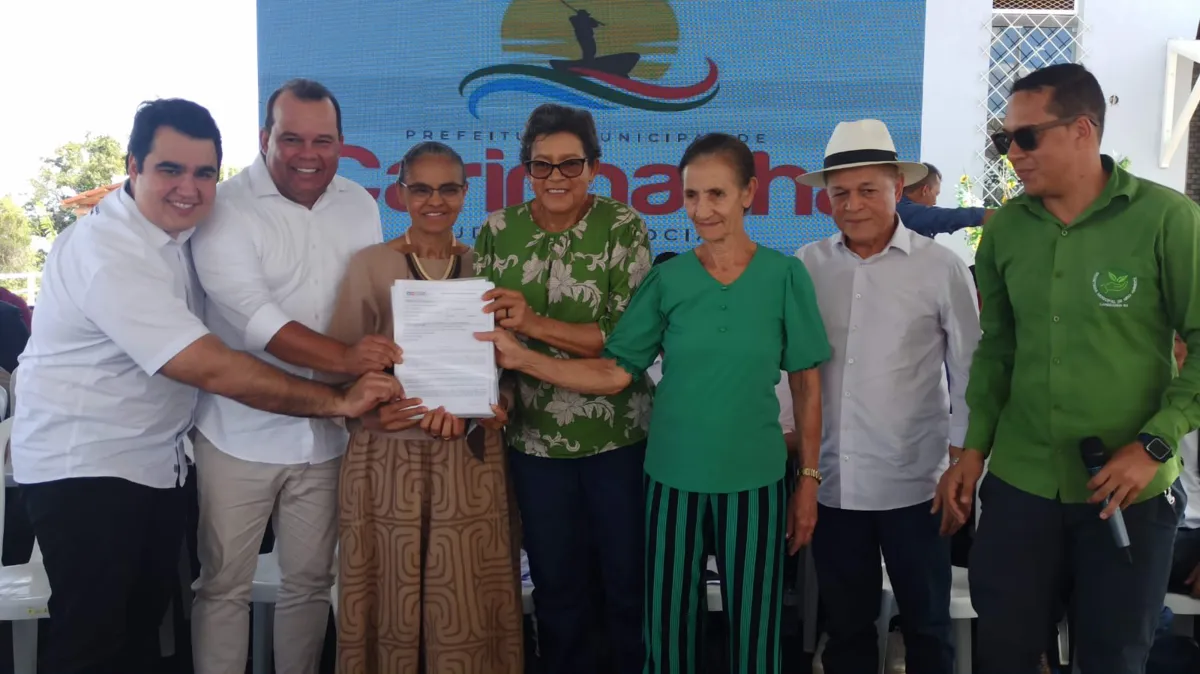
left=459, top=0, right=720, bottom=118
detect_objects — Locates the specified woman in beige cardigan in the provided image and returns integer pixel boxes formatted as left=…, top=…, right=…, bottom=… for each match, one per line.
left=326, top=142, right=522, bottom=674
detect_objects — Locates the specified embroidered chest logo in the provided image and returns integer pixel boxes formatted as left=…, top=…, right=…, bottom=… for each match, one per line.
left=1092, top=269, right=1137, bottom=308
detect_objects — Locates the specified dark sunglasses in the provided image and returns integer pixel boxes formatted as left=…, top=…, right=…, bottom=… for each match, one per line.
left=990, top=114, right=1098, bottom=155
left=524, top=158, right=588, bottom=180
left=401, top=182, right=465, bottom=200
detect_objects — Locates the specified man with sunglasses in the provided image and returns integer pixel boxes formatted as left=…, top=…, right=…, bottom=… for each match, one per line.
left=936, top=63, right=1200, bottom=674
left=188, top=79, right=395, bottom=674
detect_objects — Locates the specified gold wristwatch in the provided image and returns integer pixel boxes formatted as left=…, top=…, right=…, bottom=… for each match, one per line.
left=800, top=467, right=823, bottom=485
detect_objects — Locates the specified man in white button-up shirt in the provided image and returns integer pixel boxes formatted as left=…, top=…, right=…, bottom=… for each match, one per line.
left=795, top=120, right=981, bottom=674
left=13, top=99, right=399, bottom=674
left=189, top=79, right=391, bottom=674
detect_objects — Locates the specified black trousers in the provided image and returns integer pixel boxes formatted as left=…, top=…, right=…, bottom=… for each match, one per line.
left=23, top=476, right=185, bottom=674
left=508, top=442, right=646, bottom=674
left=970, top=473, right=1180, bottom=674
left=811, top=500, right=953, bottom=674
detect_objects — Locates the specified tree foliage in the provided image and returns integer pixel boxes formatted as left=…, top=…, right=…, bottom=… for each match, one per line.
left=24, top=134, right=126, bottom=238
left=0, top=197, right=34, bottom=274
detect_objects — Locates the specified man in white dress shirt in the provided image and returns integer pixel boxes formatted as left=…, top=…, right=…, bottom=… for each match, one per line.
left=189, top=79, right=394, bottom=674
left=795, top=120, right=981, bottom=674
left=12, top=99, right=400, bottom=674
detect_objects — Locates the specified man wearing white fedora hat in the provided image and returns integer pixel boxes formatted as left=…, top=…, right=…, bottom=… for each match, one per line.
left=795, top=119, right=980, bottom=674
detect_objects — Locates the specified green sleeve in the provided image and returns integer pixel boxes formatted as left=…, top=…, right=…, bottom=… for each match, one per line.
left=472, top=211, right=501, bottom=282
left=781, top=257, right=831, bottom=372
left=1142, top=199, right=1200, bottom=450
left=963, top=222, right=1016, bottom=456
left=602, top=265, right=665, bottom=376
left=598, top=209, right=653, bottom=339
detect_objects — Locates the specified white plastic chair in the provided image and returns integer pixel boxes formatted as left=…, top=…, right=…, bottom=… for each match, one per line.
left=1164, top=592, right=1200, bottom=635
left=0, top=416, right=50, bottom=674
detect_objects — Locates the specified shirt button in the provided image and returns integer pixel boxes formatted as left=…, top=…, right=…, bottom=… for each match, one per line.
left=1061, top=230, right=1069, bottom=237
left=854, top=293, right=862, bottom=299
left=1054, top=271, right=1063, bottom=279
left=850, top=326, right=858, bottom=331
left=1053, top=357, right=1061, bottom=365
left=844, top=392, right=851, bottom=398
left=720, top=305, right=727, bottom=310
left=719, top=327, right=727, bottom=333
left=1053, top=316, right=1061, bottom=323
left=843, top=455, right=849, bottom=461
left=848, top=358, right=855, bottom=364
left=721, top=286, right=729, bottom=291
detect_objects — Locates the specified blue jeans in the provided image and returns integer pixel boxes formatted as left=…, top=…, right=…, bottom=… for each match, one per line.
left=812, top=500, right=954, bottom=674
left=970, top=473, right=1180, bottom=674
left=508, top=442, right=646, bottom=674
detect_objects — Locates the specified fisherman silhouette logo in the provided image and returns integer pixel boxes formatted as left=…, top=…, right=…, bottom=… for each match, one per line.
left=459, top=0, right=720, bottom=118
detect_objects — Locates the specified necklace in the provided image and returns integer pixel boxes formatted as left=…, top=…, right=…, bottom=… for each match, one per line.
left=404, top=230, right=460, bottom=281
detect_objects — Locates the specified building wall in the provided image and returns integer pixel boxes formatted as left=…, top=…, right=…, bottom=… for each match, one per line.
left=921, top=0, right=1200, bottom=261
left=1187, top=21, right=1200, bottom=203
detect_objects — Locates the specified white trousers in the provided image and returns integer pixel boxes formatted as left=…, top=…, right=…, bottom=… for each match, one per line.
left=190, top=433, right=340, bottom=674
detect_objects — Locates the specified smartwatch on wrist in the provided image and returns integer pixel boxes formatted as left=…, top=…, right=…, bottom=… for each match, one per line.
left=1138, top=433, right=1172, bottom=463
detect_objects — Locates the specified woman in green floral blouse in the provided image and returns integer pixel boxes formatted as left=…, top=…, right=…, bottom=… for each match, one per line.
left=473, top=103, right=653, bottom=674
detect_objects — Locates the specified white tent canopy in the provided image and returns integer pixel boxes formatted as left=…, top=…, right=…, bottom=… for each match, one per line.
left=1160, top=39, right=1200, bottom=168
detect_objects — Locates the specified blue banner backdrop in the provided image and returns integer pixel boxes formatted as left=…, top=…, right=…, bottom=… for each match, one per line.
left=258, top=0, right=926, bottom=255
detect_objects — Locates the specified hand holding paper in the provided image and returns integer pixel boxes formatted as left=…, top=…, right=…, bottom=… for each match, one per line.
left=392, top=278, right=499, bottom=417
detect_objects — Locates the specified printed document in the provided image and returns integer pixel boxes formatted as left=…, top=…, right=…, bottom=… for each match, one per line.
left=391, top=278, right=498, bottom=417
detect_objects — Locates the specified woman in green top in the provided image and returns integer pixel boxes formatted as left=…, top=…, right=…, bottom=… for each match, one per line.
left=478, top=133, right=830, bottom=674
left=472, top=103, right=654, bottom=674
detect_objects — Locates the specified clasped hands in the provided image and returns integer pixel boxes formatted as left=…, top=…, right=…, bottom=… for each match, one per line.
left=339, top=335, right=510, bottom=438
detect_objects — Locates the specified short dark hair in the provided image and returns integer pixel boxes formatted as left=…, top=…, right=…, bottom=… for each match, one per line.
left=519, top=104, right=602, bottom=165
left=1011, top=63, right=1106, bottom=140
left=678, top=133, right=756, bottom=188
left=398, top=142, right=466, bottom=184
left=264, top=78, right=343, bottom=137
left=126, top=98, right=223, bottom=173
left=653, top=251, right=678, bottom=266
left=904, top=162, right=942, bottom=194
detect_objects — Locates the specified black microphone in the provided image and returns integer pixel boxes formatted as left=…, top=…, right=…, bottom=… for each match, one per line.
left=1080, top=436, right=1133, bottom=564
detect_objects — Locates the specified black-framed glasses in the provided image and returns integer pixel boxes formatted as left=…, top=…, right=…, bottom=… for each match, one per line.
left=524, top=158, right=588, bottom=179
left=401, top=182, right=466, bottom=200
left=990, top=114, right=1098, bottom=155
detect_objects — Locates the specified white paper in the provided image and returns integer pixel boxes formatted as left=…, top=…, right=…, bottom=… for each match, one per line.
left=392, top=278, right=498, bottom=417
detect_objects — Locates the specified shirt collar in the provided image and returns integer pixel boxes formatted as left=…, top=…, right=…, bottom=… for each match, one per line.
left=830, top=216, right=913, bottom=257
left=247, top=154, right=346, bottom=202
left=108, top=183, right=194, bottom=247
left=1008, top=154, right=1139, bottom=218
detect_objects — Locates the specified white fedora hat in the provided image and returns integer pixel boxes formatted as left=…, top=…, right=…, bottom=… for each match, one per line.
left=797, top=119, right=928, bottom=187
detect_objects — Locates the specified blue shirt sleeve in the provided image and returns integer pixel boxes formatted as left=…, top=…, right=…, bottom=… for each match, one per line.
left=897, top=198, right=987, bottom=237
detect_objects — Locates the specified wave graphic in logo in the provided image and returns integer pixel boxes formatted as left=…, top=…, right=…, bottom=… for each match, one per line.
left=459, top=1, right=720, bottom=118
left=459, top=59, right=719, bottom=118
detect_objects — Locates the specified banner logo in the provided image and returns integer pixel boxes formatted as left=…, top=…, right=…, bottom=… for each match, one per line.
left=458, top=0, right=720, bottom=118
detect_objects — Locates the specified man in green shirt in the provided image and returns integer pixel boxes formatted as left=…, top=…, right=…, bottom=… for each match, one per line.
left=934, top=63, right=1200, bottom=674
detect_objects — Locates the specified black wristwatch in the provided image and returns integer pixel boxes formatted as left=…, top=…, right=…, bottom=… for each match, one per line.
left=1138, top=433, right=1172, bottom=463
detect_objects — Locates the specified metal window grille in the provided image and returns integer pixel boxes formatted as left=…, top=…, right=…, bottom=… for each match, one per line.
left=974, top=5, right=1085, bottom=206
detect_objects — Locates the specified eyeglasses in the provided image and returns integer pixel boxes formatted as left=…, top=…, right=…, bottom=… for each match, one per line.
left=990, top=115, right=1098, bottom=155
left=524, top=158, right=588, bottom=180
left=401, top=182, right=466, bottom=200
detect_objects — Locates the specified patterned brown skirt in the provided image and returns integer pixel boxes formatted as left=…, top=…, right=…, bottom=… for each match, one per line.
left=336, top=426, right=523, bottom=674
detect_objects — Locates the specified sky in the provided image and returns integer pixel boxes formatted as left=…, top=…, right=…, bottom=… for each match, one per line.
left=0, top=0, right=260, bottom=201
